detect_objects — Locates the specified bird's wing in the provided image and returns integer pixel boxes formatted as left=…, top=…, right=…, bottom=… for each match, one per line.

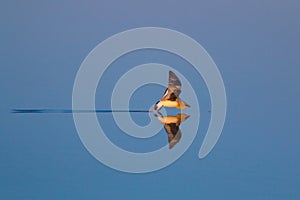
left=160, top=71, right=182, bottom=101
left=168, top=71, right=182, bottom=97
left=164, top=123, right=182, bottom=149
left=160, top=88, right=177, bottom=101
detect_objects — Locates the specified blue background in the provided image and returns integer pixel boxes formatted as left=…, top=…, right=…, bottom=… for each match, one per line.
left=1, top=1, right=299, bottom=199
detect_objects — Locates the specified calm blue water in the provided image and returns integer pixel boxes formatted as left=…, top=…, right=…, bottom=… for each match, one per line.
left=1, top=1, right=299, bottom=199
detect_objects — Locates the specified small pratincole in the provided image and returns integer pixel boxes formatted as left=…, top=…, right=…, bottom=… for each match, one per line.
left=155, top=113, right=190, bottom=149
left=154, top=71, right=190, bottom=111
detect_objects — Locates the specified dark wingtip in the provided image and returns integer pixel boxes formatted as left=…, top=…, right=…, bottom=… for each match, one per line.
left=169, top=71, right=175, bottom=76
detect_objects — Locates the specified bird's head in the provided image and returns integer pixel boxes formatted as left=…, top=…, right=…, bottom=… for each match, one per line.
left=153, top=101, right=163, bottom=111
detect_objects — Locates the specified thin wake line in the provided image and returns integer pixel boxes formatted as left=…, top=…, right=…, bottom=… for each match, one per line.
left=11, top=109, right=152, bottom=114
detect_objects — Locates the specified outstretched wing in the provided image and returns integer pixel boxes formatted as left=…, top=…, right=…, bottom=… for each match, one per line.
left=161, top=71, right=182, bottom=101
left=164, top=123, right=182, bottom=149
left=168, top=71, right=182, bottom=97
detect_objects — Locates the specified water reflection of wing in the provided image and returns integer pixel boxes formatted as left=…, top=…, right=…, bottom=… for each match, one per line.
left=155, top=113, right=189, bottom=149
left=161, top=71, right=182, bottom=101
left=164, top=123, right=182, bottom=149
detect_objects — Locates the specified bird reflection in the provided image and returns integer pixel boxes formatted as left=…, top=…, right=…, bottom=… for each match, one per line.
left=155, top=112, right=190, bottom=149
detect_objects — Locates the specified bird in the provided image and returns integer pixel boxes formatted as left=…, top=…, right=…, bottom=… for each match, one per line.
left=155, top=113, right=190, bottom=149
left=153, top=71, right=190, bottom=111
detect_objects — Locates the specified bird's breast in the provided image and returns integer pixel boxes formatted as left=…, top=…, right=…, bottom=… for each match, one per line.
left=161, top=100, right=179, bottom=108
